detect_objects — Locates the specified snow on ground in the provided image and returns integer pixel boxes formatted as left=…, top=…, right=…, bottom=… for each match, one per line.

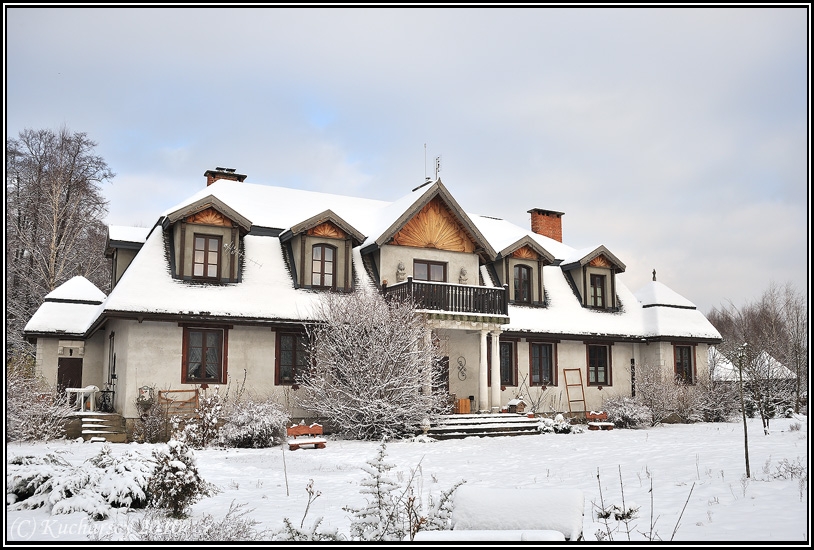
left=5, top=416, right=809, bottom=543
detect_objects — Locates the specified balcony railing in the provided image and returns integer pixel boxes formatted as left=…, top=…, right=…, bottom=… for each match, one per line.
left=382, top=277, right=508, bottom=316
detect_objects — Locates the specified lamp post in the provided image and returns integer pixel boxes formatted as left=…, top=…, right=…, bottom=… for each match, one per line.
left=737, top=343, right=751, bottom=478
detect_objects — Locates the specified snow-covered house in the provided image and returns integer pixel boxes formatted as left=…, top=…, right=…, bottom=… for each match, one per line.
left=24, top=168, right=722, bottom=426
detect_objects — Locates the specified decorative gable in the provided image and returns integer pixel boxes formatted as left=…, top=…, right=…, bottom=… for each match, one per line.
left=390, top=196, right=476, bottom=253
left=512, top=245, right=540, bottom=260
left=185, top=207, right=235, bottom=227
left=307, top=221, right=347, bottom=239
left=588, top=255, right=613, bottom=268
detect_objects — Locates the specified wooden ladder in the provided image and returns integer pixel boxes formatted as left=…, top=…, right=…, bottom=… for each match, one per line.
left=563, top=369, right=586, bottom=417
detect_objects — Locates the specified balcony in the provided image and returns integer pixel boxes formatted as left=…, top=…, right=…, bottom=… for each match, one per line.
left=382, top=277, right=508, bottom=317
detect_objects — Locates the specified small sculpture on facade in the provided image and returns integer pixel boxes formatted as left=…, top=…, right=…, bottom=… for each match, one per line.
left=459, top=267, right=468, bottom=285
left=396, top=261, right=406, bottom=282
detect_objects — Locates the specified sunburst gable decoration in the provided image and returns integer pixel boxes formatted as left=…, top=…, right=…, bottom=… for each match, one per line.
left=390, top=197, right=475, bottom=253
left=512, top=246, right=539, bottom=260
left=307, top=222, right=346, bottom=239
left=186, top=207, right=233, bottom=227
left=589, top=255, right=612, bottom=268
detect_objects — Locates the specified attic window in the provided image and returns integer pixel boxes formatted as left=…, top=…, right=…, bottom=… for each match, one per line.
left=590, top=274, right=606, bottom=309
left=193, top=234, right=222, bottom=279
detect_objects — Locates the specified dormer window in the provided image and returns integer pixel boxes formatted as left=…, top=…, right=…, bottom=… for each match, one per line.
left=311, top=244, right=336, bottom=289
left=193, top=234, right=222, bottom=279
left=590, top=274, right=606, bottom=308
left=514, top=264, right=532, bottom=303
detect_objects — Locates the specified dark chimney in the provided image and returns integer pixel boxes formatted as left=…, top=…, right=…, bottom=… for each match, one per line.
left=204, top=168, right=247, bottom=186
left=528, top=208, right=564, bottom=242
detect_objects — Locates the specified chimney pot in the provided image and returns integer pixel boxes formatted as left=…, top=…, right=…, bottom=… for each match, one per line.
left=204, top=168, right=247, bottom=187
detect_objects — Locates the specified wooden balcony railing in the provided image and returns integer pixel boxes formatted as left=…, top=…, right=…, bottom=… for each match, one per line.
left=382, top=277, right=508, bottom=316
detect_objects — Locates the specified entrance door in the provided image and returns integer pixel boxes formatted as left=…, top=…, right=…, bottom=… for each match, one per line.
left=57, top=357, right=83, bottom=405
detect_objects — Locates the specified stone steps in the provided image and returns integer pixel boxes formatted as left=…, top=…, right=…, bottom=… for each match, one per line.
left=426, top=413, right=540, bottom=440
left=76, top=412, right=127, bottom=443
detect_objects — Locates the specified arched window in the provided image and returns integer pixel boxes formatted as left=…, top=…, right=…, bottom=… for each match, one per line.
left=311, top=244, right=336, bottom=288
left=513, top=264, right=532, bottom=303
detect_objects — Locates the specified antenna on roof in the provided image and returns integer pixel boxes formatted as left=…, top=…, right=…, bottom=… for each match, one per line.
left=435, top=156, right=441, bottom=180
left=423, top=143, right=432, bottom=183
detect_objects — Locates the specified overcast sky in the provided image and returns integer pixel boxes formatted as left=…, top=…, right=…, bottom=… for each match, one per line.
left=5, top=6, right=809, bottom=314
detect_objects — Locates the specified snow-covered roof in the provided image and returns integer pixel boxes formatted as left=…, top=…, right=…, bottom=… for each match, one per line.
left=108, top=225, right=151, bottom=244
left=26, top=176, right=722, bottom=342
left=24, top=277, right=106, bottom=335
left=43, top=276, right=106, bottom=303
left=709, top=347, right=796, bottom=382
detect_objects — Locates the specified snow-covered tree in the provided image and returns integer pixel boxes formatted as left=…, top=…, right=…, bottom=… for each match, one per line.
left=219, top=396, right=290, bottom=448
left=297, top=291, right=449, bottom=440
left=708, top=282, right=803, bottom=434
left=6, top=127, right=113, bottom=361
left=148, top=439, right=214, bottom=518
left=6, top=362, right=73, bottom=442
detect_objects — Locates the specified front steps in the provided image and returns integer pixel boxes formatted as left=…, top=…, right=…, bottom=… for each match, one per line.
left=426, top=413, right=541, bottom=440
left=75, top=412, right=127, bottom=443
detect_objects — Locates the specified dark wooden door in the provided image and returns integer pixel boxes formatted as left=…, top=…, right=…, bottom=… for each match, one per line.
left=57, top=358, right=83, bottom=405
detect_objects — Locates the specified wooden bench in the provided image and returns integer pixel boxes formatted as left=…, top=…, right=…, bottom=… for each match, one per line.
left=586, top=411, right=614, bottom=430
left=286, top=423, right=327, bottom=450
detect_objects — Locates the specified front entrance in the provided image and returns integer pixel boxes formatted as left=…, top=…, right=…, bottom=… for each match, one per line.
left=57, top=357, right=83, bottom=405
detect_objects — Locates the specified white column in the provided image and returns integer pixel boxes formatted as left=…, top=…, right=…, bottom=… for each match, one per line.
left=490, top=329, right=502, bottom=412
left=479, top=329, right=489, bottom=412
left=422, top=328, right=433, bottom=396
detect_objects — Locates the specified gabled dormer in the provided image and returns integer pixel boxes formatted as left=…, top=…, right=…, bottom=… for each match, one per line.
left=363, top=179, right=497, bottom=287
left=279, top=210, right=365, bottom=291
left=492, top=236, right=556, bottom=306
left=560, top=246, right=626, bottom=310
left=163, top=195, right=252, bottom=283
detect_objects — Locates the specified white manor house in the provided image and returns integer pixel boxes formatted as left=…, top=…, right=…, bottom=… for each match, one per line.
left=24, top=168, right=722, bottom=429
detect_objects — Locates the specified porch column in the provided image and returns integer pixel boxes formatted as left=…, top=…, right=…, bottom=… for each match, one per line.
left=422, top=328, right=433, bottom=395
left=478, top=329, right=489, bottom=412
left=490, top=329, right=502, bottom=412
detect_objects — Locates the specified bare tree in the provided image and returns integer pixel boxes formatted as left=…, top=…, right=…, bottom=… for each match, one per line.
left=296, top=291, right=449, bottom=440
left=6, top=127, right=114, bottom=360
left=707, top=282, right=804, bottom=435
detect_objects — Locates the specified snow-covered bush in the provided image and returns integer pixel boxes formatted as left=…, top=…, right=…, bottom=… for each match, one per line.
left=133, top=389, right=172, bottom=443
left=219, top=396, right=289, bottom=448
left=297, top=292, right=449, bottom=440
left=147, top=439, right=215, bottom=518
left=172, top=388, right=223, bottom=449
left=602, top=396, right=652, bottom=429
left=91, top=501, right=268, bottom=541
left=7, top=445, right=155, bottom=520
left=6, top=365, right=73, bottom=442
left=538, top=413, right=579, bottom=434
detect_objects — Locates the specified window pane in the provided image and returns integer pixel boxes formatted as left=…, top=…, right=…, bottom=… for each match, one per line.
left=207, top=265, right=218, bottom=277
left=325, top=247, right=333, bottom=261
left=430, top=264, right=445, bottom=282
left=324, top=274, right=333, bottom=286
left=195, top=237, right=204, bottom=250
left=531, top=345, right=541, bottom=384
left=208, top=251, right=218, bottom=264
left=414, top=263, right=428, bottom=280
left=190, top=331, right=202, bottom=347
left=208, top=238, right=218, bottom=250
left=313, top=246, right=322, bottom=260
left=500, top=342, right=512, bottom=385
left=312, top=273, right=322, bottom=286
left=195, top=251, right=204, bottom=263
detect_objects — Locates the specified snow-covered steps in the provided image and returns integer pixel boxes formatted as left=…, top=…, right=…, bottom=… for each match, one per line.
left=77, top=412, right=127, bottom=443
left=426, top=413, right=540, bottom=440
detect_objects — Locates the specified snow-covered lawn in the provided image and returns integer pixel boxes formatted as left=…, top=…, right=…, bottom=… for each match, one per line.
left=5, top=416, right=808, bottom=542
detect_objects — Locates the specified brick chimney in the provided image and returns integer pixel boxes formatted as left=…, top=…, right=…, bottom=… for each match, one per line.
left=204, top=167, right=247, bottom=186
left=528, top=208, right=564, bottom=242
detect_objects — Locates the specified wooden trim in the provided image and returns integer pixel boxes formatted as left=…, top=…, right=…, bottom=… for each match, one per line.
left=299, top=236, right=306, bottom=288
left=390, top=196, right=475, bottom=252
left=230, top=227, right=238, bottom=281
left=192, top=233, right=223, bottom=281
left=179, top=222, right=186, bottom=278
left=582, top=266, right=587, bottom=307
left=537, top=259, right=543, bottom=305
left=611, top=267, right=617, bottom=309
left=344, top=238, right=351, bottom=291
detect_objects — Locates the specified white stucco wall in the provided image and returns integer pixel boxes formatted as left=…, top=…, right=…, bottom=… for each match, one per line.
left=379, top=244, right=479, bottom=286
